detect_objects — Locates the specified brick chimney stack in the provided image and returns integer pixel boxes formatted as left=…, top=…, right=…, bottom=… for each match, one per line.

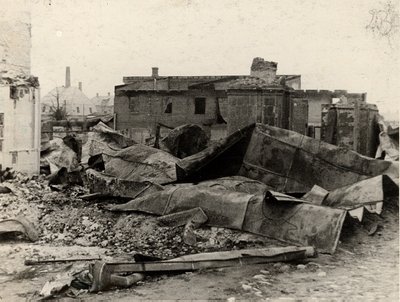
left=152, top=67, right=159, bottom=77
left=250, top=58, right=277, bottom=84
left=65, top=66, right=71, bottom=88
left=78, top=82, right=82, bottom=91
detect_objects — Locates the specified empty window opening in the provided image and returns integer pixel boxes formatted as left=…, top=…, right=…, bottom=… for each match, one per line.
left=216, top=98, right=227, bottom=124
left=12, top=152, right=18, bottom=164
left=129, top=97, right=140, bottom=113
left=89, top=107, right=93, bottom=114
left=164, top=98, right=172, bottom=113
left=10, top=86, right=18, bottom=99
left=76, top=107, right=80, bottom=113
left=0, top=113, right=4, bottom=141
left=195, top=97, right=206, bottom=114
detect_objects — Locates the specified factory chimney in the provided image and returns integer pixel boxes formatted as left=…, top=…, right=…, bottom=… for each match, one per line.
left=65, top=66, right=71, bottom=88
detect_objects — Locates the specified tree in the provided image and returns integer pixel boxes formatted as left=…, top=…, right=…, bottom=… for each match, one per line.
left=49, top=87, right=67, bottom=121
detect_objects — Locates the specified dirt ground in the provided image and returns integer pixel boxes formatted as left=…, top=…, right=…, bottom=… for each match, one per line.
left=0, top=179, right=398, bottom=301
left=0, top=207, right=398, bottom=300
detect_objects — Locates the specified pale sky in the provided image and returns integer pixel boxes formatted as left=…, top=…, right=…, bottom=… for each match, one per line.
left=7, top=0, right=400, bottom=119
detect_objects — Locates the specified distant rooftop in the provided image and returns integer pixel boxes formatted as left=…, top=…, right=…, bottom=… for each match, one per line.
left=119, top=58, right=301, bottom=91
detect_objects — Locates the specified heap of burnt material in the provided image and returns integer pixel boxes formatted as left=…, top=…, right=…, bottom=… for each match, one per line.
left=176, top=123, right=397, bottom=192
left=88, top=123, right=398, bottom=254
left=159, top=124, right=209, bottom=159
left=375, top=118, right=399, bottom=161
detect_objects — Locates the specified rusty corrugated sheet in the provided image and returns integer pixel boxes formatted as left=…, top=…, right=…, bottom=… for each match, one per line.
left=109, top=180, right=347, bottom=253
left=177, top=123, right=398, bottom=193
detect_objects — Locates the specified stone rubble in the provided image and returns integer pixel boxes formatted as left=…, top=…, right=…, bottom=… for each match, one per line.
left=0, top=168, right=277, bottom=260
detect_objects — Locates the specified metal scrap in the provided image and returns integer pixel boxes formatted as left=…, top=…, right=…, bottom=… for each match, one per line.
left=81, top=121, right=136, bottom=165
left=90, top=246, right=316, bottom=292
left=157, top=207, right=209, bottom=245
left=0, top=217, right=39, bottom=242
left=301, top=185, right=329, bottom=205
left=375, top=119, right=399, bottom=161
left=109, top=180, right=347, bottom=253
left=322, top=175, right=398, bottom=221
left=176, top=123, right=398, bottom=193
left=0, top=186, right=12, bottom=194
left=41, top=137, right=81, bottom=174
left=25, top=256, right=102, bottom=266
left=93, top=144, right=179, bottom=184
left=159, top=124, right=209, bottom=158
left=86, top=168, right=163, bottom=199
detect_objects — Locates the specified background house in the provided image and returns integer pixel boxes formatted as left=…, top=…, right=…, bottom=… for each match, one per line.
left=41, top=67, right=96, bottom=120
left=91, top=92, right=114, bottom=116
left=114, top=58, right=303, bottom=142
left=114, top=57, right=376, bottom=157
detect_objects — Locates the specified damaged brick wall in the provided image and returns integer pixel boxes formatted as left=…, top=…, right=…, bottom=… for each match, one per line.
left=250, top=57, right=277, bottom=84
left=321, top=103, right=379, bottom=157
left=226, top=90, right=290, bottom=135
left=292, top=90, right=367, bottom=133
left=114, top=89, right=219, bottom=136
left=292, top=90, right=333, bottom=126
left=289, top=98, right=308, bottom=135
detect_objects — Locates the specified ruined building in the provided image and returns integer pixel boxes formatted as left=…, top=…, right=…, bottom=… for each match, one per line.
left=0, top=10, right=41, bottom=175
left=114, top=58, right=377, bottom=156
left=321, top=101, right=379, bottom=157
left=114, top=58, right=302, bottom=142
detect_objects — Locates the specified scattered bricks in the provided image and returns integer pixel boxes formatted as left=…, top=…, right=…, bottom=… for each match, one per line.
left=317, top=270, right=327, bottom=277
left=241, top=284, right=252, bottom=291
left=278, top=264, right=291, bottom=273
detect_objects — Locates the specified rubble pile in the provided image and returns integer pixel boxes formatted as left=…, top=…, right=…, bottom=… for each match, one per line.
left=38, top=202, right=273, bottom=259
left=3, top=122, right=398, bottom=257
left=0, top=173, right=49, bottom=224
left=0, top=170, right=271, bottom=260
left=0, top=121, right=398, bottom=298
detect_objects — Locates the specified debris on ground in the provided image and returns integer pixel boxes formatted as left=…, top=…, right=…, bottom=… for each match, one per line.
left=39, top=271, right=74, bottom=298
left=40, top=137, right=81, bottom=174
left=301, top=185, right=328, bottom=205
left=0, top=217, right=39, bottom=242
left=48, top=166, right=84, bottom=190
left=91, top=144, right=179, bottom=184
left=24, top=256, right=102, bottom=266
left=86, top=168, right=163, bottom=199
left=62, top=134, right=83, bottom=162
left=108, top=181, right=347, bottom=253
left=0, top=185, right=12, bottom=194
left=81, top=121, right=136, bottom=165
left=0, top=122, right=398, bottom=299
left=90, top=246, right=316, bottom=292
left=0, top=167, right=16, bottom=182
left=323, top=175, right=398, bottom=221
left=375, top=118, right=399, bottom=161
left=159, top=124, right=209, bottom=158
